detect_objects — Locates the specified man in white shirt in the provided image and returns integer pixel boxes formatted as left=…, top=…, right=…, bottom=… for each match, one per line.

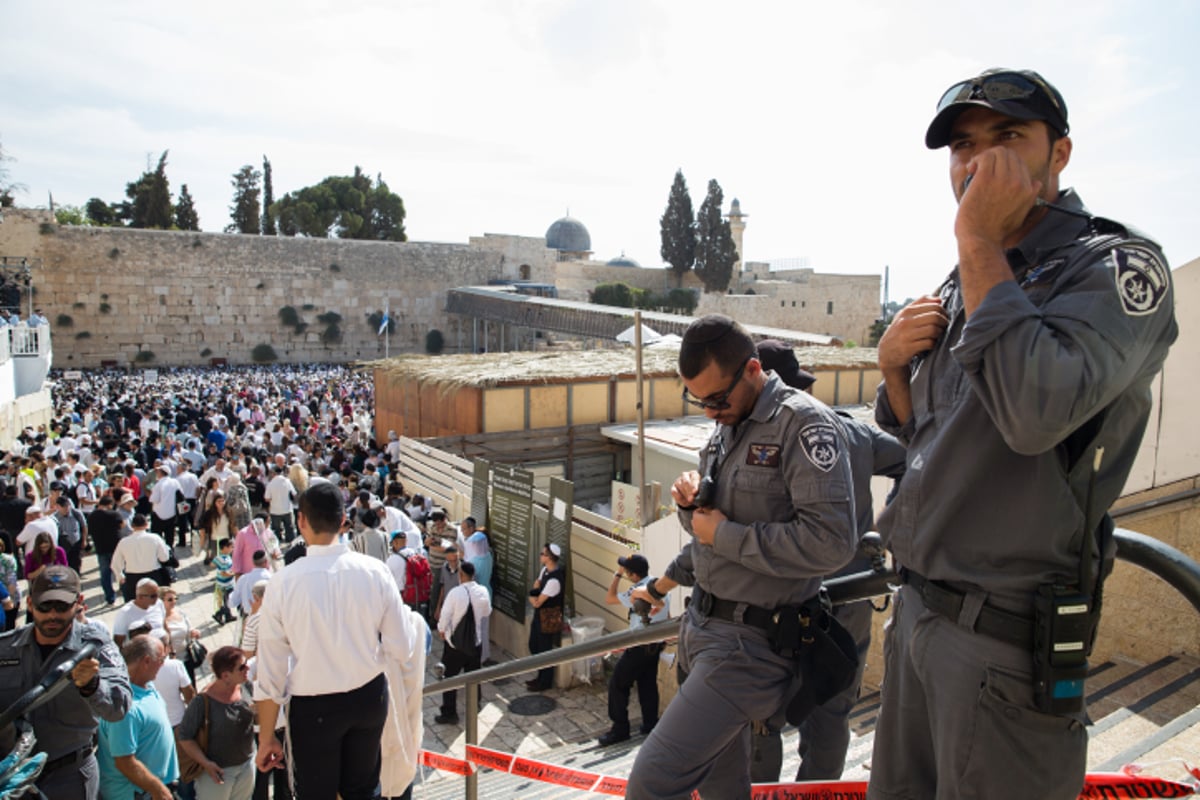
left=385, top=535, right=410, bottom=592
left=262, top=465, right=297, bottom=544
left=17, top=506, right=61, bottom=553
left=110, top=515, right=170, bottom=603
left=111, top=579, right=168, bottom=647
left=434, top=561, right=491, bottom=725
left=230, top=551, right=272, bottom=616
left=255, top=482, right=426, bottom=799
left=147, top=466, right=181, bottom=549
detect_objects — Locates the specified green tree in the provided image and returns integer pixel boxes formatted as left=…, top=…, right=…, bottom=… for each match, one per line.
left=0, top=137, right=24, bottom=207
left=591, top=282, right=636, bottom=308
left=227, top=165, right=262, bottom=234
left=659, top=169, right=696, bottom=287
left=124, top=151, right=173, bottom=229
left=693, top=179, right=737, bottom=293
left=85, top=197, right=118, bottom=226
left=273, top=167, right=406, bottom=240
left=175, top=184, right=200, bottom=231
left=54, top=205, right=87, bottom=225
left=261, top=156, right=276, bottom=235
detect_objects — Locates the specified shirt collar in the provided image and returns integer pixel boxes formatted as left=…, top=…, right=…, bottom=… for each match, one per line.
left=748, top=372, right=788, bottom=424
left=305, top=541, right=348, bottom=557
left=1004, top=187, right=1091, bottom=271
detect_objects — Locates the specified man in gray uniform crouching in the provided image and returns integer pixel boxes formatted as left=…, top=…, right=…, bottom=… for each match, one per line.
left=625, top=314, right=857, bottom=799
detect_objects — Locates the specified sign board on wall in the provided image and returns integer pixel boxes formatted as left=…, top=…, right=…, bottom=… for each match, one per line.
left=489, top=464, right=535, bottom=622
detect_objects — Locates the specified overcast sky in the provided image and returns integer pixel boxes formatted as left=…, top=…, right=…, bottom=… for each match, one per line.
left=2, top=0, right=1196, bottom=304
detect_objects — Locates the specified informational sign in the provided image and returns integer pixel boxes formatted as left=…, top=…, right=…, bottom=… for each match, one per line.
left=471, top=459, right=490, bottom=530
left=489, top=463, right=535, bottom=622
left=62, top=370, right=83, bottom=380
left=611, top=480, right=642, bottom=526
left=141, top=369, right=159, bottom=383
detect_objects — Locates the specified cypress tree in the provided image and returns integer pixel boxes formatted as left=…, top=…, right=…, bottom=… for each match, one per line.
left=694, top=179, right=737, bottom=293
left=659, top=169, right=696, bottom=288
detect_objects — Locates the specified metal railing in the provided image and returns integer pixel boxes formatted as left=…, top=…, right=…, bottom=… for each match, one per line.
left=423, top=527, right=1200, bottom=799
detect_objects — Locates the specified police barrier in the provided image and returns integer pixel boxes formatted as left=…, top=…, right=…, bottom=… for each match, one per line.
left=417, top=747, right=1199, bottom=798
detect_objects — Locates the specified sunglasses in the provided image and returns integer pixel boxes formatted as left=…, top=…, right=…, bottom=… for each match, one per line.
left=682, top=358, right=751, bottom=411
left=35, top=600, right=74, bottom=614
left=937, top=72, right=1065, bottom=123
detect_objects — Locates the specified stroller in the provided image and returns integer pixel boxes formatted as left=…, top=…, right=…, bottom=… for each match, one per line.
left=0, top=643, right=97, bottom=799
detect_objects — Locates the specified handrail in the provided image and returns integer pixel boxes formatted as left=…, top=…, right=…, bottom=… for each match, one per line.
left=423, top=527, right=1200, bottom=799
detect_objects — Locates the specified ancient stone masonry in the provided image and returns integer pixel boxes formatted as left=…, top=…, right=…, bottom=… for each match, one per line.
left=0, top=211, right=556, bottom=367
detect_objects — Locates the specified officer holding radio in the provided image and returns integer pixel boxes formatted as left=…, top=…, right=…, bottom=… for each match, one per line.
left=625, top=314, right=857, bottom=800
left=870, top=68, right=1177, bottom=800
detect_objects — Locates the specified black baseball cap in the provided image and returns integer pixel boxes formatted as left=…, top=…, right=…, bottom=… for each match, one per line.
left=925, top=68, right=1069, bottom=149
left=756, top=340, right=816, bottom=392
left=618, top=554, right=649, bottom=578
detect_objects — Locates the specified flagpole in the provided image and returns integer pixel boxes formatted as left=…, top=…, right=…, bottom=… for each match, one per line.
left=384, top=299, right=390, bottom=359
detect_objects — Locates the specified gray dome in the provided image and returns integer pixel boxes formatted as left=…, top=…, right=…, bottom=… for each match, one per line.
left=546, top=216, right=591, bottom=252
left=607, top=252, right=641, bottom=268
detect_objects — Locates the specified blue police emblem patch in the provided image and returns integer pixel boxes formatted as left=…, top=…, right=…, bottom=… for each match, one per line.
left=1020, top=258, right=1066, bottom=289
left=799, top=422, right=840, bottom=473
left=1112, top=245, right=1169, bottom=316
left=746, top=444, right=780, bottom=467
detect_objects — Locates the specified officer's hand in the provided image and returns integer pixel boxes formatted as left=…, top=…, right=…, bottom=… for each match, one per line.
left=257, top=734, right=285, bottom=772
left=955, top=146, right=1042, bottom=249
left=629, top=586, right=664, bottom=616
left=671, top=471, right=702, bottom=508
left=71, top=657, right=100, bottom=688
left=691, top=507, right=726, bottom=546
left=878, top=296, right=949, bottom=372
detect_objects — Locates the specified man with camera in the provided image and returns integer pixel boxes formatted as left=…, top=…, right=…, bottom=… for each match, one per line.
left=625, top=314, right=857, bottom=799
left=599, top=554, right=669, bottom=747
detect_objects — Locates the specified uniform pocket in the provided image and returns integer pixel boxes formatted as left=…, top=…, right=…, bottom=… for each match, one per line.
left=959, top=663, right=1087, bottom=799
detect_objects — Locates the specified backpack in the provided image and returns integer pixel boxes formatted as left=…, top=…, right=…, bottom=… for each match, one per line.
left=402, top=554, right=432, bottom=607
left=449, top=589, right=480, bottom=659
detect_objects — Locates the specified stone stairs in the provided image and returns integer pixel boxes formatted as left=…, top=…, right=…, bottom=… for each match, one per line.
left=410, top=654, right=1200, bottom=799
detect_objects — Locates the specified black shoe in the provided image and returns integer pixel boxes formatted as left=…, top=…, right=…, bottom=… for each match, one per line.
left=434, top=713, right=459, bottom=725
left=598, top=728, right=631, bottom=746
left=524, top=680, right=547, bottom=692
left=212, top=612, right=225, bottom=627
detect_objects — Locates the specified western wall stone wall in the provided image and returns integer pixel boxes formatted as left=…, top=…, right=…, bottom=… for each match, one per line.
left=0, top=211, right=556, bottom=367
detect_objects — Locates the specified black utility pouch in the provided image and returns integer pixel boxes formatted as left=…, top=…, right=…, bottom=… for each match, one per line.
left=767, top=606, right=805, bottom=659
left=1033, top=584, right=1092, bottom=714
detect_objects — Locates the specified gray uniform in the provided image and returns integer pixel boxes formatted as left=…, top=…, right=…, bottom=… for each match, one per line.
left=0, top=619, right=131, bottom=800
left=869, top=189, right=1178, bottom=800
left=626, top=374, right=857, bottom=799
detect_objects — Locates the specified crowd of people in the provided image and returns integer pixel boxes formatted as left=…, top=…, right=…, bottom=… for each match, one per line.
left=0, top=364, right=502, bottom=799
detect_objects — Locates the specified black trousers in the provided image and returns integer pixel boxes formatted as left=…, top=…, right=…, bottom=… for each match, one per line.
left=151, top=512, right=178, bottom=548
left=440, top=641, right=481, bottom=716
left=608, top=644, right=661, bottom=730
left=121, top=570, right=160, bottom=602
left=288, top=672, right=387, bottom=800
left=527, top=614, right=562, bottom=689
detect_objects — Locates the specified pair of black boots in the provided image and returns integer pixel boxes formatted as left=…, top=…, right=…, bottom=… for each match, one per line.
left=212, top=606, right=236, bottom=626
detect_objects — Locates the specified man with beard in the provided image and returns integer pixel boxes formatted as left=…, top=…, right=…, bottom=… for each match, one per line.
left=868, top=69, right=1178, bottom=800
left=0, top=566, right=131, bottom=799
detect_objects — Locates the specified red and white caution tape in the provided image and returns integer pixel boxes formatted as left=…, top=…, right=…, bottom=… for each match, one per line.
left=417, top=748, right=1197, bottom=798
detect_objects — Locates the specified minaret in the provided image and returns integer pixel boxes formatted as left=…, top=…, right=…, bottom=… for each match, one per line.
left=726, top=198, right=748, bottom=272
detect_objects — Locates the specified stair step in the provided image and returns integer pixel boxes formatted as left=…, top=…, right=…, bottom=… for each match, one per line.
left=412, top=654, right=1200, bottom=799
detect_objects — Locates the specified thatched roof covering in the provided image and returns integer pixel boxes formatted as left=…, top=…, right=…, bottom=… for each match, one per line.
left=363, top=345, right=879, bottom=391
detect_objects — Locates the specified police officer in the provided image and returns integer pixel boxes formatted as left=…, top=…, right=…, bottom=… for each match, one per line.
left=625, top=314, right=857, bottom=799
left=869, top=69, right=1178, bottom=800
left=0, top=566, right=132, bottom=799
left=753, top=341, right=907, bottom=781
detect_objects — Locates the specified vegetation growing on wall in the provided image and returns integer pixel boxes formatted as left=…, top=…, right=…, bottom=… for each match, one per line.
left=251, top=344, right=278, bottom=362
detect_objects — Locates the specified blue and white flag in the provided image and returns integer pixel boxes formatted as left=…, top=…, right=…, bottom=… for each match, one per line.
left=378, top=302, right=390, bottom=336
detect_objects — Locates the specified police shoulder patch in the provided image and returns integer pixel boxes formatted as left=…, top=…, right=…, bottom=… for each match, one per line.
left=1111, top=244, right=1169, bottom=316
left=799, top=422, right=840, bottom=473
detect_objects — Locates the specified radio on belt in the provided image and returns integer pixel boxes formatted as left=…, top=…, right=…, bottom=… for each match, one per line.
left=1033, top=583, right=1093, bottom=714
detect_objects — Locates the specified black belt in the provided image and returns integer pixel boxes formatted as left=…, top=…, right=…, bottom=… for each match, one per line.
left=42, top=745, right=94, bottom=774
left=902, top=569, right=1034, bottom=648
left=696, top=588, right=775, bottom=632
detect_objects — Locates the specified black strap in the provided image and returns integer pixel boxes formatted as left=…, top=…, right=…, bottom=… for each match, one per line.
left=902, top=570, right=1034, bottom=648
left=696, top=588, right=775, bottom=632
